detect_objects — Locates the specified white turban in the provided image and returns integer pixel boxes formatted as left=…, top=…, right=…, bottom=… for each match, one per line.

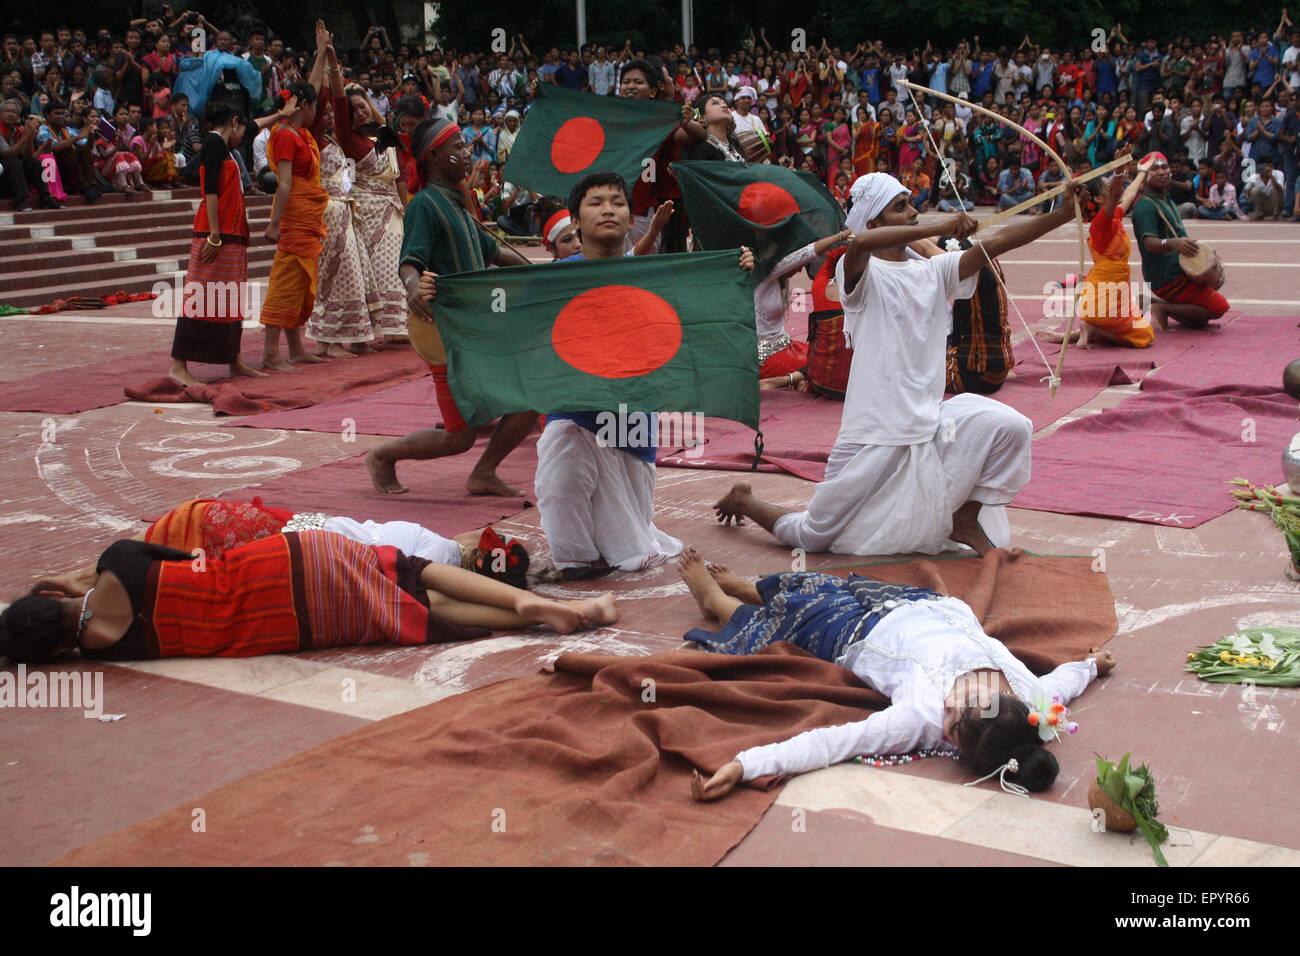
left=846, top=173, right=909, bottom=233
left=734, top=85, right=757, bottom=102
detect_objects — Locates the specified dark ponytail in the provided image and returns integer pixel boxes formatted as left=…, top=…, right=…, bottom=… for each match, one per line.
left=952, top=693, right=1059, bottom=792
left=201, top=99, right=245, bottom=130
left=286, top=81, right=317, bottom=105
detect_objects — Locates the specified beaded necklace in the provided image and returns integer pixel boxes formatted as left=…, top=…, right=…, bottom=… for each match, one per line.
left=853, top=748, right=959, bottom=768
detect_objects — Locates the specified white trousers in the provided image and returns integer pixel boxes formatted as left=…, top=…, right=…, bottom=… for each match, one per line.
left=535, top=419, right=683, bottom=570
left=773, top=394, right=1032, bottom=556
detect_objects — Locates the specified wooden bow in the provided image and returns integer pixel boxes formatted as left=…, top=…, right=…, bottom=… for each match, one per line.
left=901, top=82, right=1086, bottom=396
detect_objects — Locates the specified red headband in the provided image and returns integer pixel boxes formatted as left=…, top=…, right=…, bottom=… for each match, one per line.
left=415, top=122, right=462, bottom=191
left=543, top=210, right=572, bottom=248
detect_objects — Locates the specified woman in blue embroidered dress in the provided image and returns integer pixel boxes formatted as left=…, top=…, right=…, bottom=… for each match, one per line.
left=674, top=549, right=1114, bottom=799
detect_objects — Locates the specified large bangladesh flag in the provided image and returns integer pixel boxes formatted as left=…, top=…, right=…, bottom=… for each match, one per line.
left=671, top=161, right=846, bottom=281
left=501, top=84, right=681, bottom=198
left=431, top=250, right=759, bottom=431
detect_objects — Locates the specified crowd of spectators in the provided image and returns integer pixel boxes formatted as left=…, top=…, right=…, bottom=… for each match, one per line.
left=2, top=11, right=1298, bottom=222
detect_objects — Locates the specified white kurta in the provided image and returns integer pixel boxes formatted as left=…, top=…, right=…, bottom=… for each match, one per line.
left=735, top=596, right=1098, bottom=779
left=535, top=418, right=683, bottom=571
left=773, top=249, right=1031, bottom=555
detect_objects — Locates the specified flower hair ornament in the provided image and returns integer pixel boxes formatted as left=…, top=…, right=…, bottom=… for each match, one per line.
left=477, top=526, right=520, bottom=567
left=1028, top=692, right=1079, bottom=743
left=964, top=758, right=1028, bottom=797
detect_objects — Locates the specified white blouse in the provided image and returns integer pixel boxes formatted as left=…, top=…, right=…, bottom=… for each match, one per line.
left=753, top=241, right=821, bottom=339
left=735, top=596, right=1098, bottom=780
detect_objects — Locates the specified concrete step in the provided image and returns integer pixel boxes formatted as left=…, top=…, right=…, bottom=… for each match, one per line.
left=0, top=257, right=191, bottom=294
left=0, top=186, right=203, bottom=214
left=3, top=260, right=274, bottom=310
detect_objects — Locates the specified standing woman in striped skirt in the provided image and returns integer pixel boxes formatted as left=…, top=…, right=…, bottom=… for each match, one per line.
left=168, top=100, right=267, bottom=386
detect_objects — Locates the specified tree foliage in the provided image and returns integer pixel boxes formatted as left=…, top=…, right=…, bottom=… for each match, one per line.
left=3, top=0, right=1284, bottom=53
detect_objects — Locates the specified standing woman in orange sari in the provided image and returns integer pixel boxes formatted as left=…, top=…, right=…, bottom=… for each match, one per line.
left=1040, top=159, right=1154, bottom=349
left=852, top=109, right=879, bottom=176
left=260, top=37, right=333, bottom=371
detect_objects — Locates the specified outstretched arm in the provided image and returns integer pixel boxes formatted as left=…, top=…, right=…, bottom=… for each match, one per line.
left=1037, top=649, right=1110, bottom=706
left=965, top=181, right=1081, bottom=278
left=1117, top=169, right=1147, bottom=214
left=694, top=704, right=933, bottom=802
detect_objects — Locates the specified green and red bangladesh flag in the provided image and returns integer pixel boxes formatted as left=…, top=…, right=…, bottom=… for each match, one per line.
left=501, top=84, right=681, bottom=197
left=671, top=161, right=846, bottom=282
left=431, top=250, right=759, bottom=430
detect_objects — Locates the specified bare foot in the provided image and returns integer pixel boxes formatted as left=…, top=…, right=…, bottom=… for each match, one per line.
left=168, top=362, right=200, bottom=387
left=949, top=500, right=996, bottom=556
left=516, top=594, right=582, bottom=634
left=467, top=472, right=527, bottom=497
left=677, top=547, right=722, bottom=621
left=323, top=343, right=357, bottom=359
left=575, top=592, right=618, bottom=627
left=288, top=350, right=330, bottom=364
left=230, top=358, right=267, bottom=378
left=713, top=482, right=753, bottom=526
left=366, top=450, right=409, bottom=494
left=706, top=562, right=760, bottom=603
left=263, top=353, right=299, bottom=373
left=1036, top=328, right=1080, bottom=344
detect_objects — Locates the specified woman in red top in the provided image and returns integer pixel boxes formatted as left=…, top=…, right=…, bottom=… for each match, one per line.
left=168, top=100, right=266, bottom=386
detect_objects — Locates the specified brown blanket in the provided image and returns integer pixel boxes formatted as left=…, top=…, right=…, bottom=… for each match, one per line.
left=54, top=550, right=1115, bottom=867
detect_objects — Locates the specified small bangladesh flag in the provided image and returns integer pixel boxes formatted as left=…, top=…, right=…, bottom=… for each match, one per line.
left=431, top=250, right=759, bottom=431
left=671, top=161, right=846, bottom=281
left=502, top=84, right=682, bottom=198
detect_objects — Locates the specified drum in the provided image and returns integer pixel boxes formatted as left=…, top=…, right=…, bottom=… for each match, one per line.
left=736, top=130, right=771, bottom=163
left=408, top=313, right=448, bottom=365
left=1178, top=240, right=1225, bottom=290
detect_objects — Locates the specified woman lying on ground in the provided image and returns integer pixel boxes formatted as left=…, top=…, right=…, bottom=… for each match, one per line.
left=30, top=497, right=533, bottom=594
left=675, top=548, right=1113, bottom=799
left=1, top=532, right=616, bottom=664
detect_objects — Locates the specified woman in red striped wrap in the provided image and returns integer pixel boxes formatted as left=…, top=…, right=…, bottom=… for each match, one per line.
left=2, top=532, right=617, bottom=663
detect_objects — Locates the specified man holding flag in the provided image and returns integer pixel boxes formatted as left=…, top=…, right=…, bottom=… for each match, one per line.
left=365, top=116, right=536, bottom=497
left=532, top=170, right=756, bottom=577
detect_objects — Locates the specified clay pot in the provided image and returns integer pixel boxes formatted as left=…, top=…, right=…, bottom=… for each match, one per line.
left=1088, top=779, right=1138, bottom=832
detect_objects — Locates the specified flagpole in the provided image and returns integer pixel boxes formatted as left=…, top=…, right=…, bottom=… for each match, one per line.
left=682, top=0, right=693, bottom=47
left=576, top=0, right=587, bottom=48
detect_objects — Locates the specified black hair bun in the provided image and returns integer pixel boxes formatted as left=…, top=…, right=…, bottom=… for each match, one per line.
left=374, top=125, right=400, bottom=150
left=1009, top=743, right=1059, bottom=792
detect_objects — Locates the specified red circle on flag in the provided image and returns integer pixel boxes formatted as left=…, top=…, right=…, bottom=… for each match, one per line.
left=551, top=117, right=606, bottom=173
left=738, top=182, right=800, bottom=225
left=552, top=286, right=682, bottom=378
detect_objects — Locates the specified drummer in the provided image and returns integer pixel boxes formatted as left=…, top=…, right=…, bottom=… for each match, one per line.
left=364, top=116, right=537, bottom=497
left=1130, top=151, right=1230, bottom=330
left=730, top=87, right=770, bottom=161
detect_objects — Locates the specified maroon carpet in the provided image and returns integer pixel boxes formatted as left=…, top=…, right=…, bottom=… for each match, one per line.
left=1013, top=315, right=1296, bottom=527
left=224, top=377, right=438, bottom=435
left=125, top=347, right=427, bottom=415
left=223, top=429, right=541, bottom=533
left=0, top=344, right=427, bottom=416
left=0, top=350, right=191, bottom=413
